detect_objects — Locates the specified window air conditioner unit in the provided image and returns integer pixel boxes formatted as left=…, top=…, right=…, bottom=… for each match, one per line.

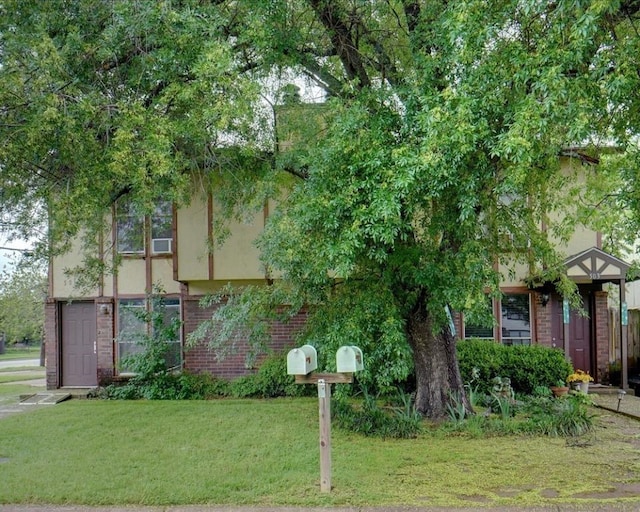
left=152, top=238, right=172, bottom=254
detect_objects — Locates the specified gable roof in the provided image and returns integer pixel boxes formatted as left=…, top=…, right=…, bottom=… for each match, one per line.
left=564, top=247, right=630, bottom=283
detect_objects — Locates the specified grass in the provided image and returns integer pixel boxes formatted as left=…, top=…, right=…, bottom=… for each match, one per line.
left=0, top=346, right=41, bottom=360
left=0, top=372, right=44, bottom=384
left=0, top=397, right=639, bottom=508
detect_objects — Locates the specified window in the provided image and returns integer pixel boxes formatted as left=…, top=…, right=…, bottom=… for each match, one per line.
left=116, top=203, right=144, bottom=254
left=117, top=299, right=146, bottom=373
left=464, top=320, right=494, bottom=339
left=463, top=296, right=495, bottom=339
left=159, top=298, right=181, bottom=369
left=151, top=200, right=173, bottom=254
left=500, top=293, right=531, bottom=345
left=116, top=200, right=173, bottom=254
left=117, top=297, right=181, bottom=373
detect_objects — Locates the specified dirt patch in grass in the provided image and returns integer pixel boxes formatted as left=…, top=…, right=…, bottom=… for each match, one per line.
left=572, top=482, right=640, bottom=499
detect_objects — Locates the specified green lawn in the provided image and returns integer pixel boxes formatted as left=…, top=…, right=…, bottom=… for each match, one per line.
left=0, top=372, right=44, bottom=384
left=0, top=398, right=639, bottom=508
left=0, top=346, right=41, bottom=361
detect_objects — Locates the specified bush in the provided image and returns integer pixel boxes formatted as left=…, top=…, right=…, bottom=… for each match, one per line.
left=104, top=371, right=232, bottom=400
left=522, top=393, right=595, bottom=436
left=441, top=393, right=595, bottom=438
left=458, top=339, right=573, bottom=395
left=104, top=349, right=312, bottom=400
left=228, top=352, right=313, bottom=398
left=333, top=390, right=423, bottom=439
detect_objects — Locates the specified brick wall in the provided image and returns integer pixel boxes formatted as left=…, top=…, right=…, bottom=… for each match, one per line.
left=452, top=311, right=463, bottom=340
left=535, top=292, right=553, bottom=347
left=594, top=290, right=609, bottom=382
left=182, top=298, right=308, bottom=378
left=95, top=299, right=115, bottom=385
left=44, top=299, right=59, bottom=390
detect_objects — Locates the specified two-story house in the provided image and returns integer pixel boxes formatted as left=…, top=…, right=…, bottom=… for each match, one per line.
left=44, top=155, right=633, bottom=391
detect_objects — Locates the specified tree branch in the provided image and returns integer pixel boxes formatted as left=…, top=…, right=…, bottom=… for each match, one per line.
left=307, top=0, right=371, bottom=88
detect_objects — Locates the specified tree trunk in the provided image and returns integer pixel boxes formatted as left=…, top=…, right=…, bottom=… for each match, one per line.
left=407, top=296, right=471, bottom=419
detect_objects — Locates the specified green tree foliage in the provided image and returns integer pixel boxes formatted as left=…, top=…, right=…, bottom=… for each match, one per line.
left=0, top=257, right=47, bottom=344
left=2, top=1, right=640, bottom=418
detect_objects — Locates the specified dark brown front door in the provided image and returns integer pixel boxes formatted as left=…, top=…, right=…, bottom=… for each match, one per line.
left=551, top=292, right=592, bottom=373
left=61, top=302, right=97, bottom=387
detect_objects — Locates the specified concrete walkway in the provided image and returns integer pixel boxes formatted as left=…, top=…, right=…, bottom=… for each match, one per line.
left=590, top=386, right=640, bottom=419
left=0, top=358, right=41, bottom=369
left=0, top=359, right=46, bottom=419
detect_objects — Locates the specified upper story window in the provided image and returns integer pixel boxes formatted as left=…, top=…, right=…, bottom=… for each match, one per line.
left=116, top=202, right=145, bottom=254
left=116, top=200, right=173, bottom=255
left=151, top=201, right=173, bottom=254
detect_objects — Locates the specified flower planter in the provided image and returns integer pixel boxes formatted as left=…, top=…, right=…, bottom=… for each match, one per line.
left=550, top=386, right=569, bottom=397
left=569, top=381, right=590, bottom=394
left=567, top=370, right=593, bottom=394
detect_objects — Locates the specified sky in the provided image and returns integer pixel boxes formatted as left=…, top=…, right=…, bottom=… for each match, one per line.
left=0, top=237, right=31, bottom=276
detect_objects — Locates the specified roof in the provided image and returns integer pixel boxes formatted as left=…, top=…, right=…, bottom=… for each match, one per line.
left=564, top=246, right=630, bottom=283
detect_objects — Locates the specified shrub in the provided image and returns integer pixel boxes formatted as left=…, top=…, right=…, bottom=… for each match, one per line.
left=177, top=372, right=231, bottom=399
left=228, top=352, right=312, bottom=398
left=332, top=390, right=422, bottom=439
left=104, top=348, right=312, bottom=400
left=441, top=393, right=595, bottom=438
left=458, top=339, right=573, bottom=395
left=522, top=393, right=595, bottom=437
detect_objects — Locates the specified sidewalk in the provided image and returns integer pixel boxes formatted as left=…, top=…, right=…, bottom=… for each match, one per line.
left=0, top=358, right=41, bottom=369
left=590, top=385, right=640, bottom=420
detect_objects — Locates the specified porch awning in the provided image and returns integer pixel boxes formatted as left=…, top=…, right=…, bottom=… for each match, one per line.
left=564, top=246, right=630, bottom=283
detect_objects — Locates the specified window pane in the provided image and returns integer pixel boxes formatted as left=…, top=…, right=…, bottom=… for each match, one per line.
left=117, top=299, right=146, bottom=373
left=117, top=297, right=181, bottom=372
left=151, top=200, right=173, bottom=247
left=464, top=296, right=494, bottom=339
left=117, top=202, right=144, bottom=253
left=158, top=298, right=181, bottom=369
left=464, top=323, right=494, bottom=339
left=501, top=294, right=531, bottom=345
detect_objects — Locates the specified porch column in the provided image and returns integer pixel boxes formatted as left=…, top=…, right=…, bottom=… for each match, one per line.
left=563, top=299, right=570, bottom=361
left=621, top=279, right=629, bottom=390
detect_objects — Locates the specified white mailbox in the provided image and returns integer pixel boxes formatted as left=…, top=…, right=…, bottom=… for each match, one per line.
left=336, top=345, right=364, bottom=373
left=286, top=344, right=318, bottom=375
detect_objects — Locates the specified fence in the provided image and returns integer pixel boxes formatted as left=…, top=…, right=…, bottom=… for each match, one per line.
left=609, top=308, right=640, bottom=371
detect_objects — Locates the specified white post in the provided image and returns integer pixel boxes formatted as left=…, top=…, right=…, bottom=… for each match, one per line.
left=317, top=378, right=331, bottom=492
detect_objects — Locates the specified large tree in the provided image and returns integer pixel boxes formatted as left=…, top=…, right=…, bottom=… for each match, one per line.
left=1, top=1, right=639, bottom=417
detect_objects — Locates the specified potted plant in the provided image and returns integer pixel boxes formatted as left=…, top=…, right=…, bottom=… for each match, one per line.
left=550, top=379, right=569, bottom=397
left=567, top=369, right=594, bottom=394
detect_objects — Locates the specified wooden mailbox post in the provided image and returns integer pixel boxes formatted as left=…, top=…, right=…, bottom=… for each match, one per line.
left=287, top=345, right=363, bottom=493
